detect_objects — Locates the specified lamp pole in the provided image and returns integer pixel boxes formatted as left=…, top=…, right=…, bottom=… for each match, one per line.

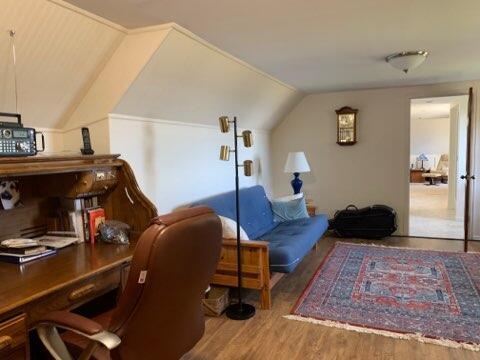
left=221, top=116, right=255, bottom=320
left=233, top=117, right=243, bottom=305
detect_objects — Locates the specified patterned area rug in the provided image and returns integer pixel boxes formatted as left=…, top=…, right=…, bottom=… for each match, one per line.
left=286, top=243, right=480, bottom=351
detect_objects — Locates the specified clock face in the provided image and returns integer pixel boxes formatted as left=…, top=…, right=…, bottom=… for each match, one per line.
left=337, top=112, right=356, bottom=144
left=339, top=114, right=355, bottom=128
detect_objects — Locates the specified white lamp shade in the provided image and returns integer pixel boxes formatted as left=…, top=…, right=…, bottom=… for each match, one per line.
left=284, top=152, right=311, bottom=173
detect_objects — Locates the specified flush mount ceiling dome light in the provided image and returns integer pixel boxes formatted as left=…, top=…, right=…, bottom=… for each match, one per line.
left=386, top=50, right=428, bottom=73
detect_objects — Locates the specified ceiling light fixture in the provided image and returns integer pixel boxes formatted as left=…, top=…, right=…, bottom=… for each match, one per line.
left=386, top=51, right=428, bottom=74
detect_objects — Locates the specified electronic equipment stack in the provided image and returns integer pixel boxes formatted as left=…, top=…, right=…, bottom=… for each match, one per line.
left=0, top=112, right=44, bottom=157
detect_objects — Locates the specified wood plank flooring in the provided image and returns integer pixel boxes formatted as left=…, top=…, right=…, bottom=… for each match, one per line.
left=185, top=236, right=480, bottom=360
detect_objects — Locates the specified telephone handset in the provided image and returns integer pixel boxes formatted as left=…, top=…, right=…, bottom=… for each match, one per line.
left=80, top=127, right=94, bottom=155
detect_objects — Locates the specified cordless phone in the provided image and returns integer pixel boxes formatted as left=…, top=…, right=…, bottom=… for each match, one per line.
left=80, top=127, right=94, bottom=155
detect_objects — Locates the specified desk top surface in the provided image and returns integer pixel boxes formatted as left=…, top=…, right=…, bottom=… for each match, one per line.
left=0, top=240, right=137, bottom=316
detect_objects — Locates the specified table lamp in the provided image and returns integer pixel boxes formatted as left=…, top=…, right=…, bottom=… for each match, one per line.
left=417, top=153, right=428, bottom=170
left=284, top=151, right=311, bottom=194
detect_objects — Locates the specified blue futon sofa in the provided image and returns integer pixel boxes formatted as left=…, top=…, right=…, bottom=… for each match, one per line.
left=192, top=185, right=328, bottom=273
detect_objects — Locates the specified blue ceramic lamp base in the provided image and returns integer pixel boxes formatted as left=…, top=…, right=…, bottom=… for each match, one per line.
left=291, top=172, right=303, bottom=194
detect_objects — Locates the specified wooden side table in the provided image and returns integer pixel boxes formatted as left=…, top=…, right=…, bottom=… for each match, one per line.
left=306, top=201, right=319, bottom=250
left=306, top=203, right=317, bottom=217
left=410, top=169, right=425, bottom=183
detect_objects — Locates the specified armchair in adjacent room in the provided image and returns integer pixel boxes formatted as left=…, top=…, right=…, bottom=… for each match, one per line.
left=35, top=206, right=222, bottom=360
left=422, top=154, right=449, bottom=185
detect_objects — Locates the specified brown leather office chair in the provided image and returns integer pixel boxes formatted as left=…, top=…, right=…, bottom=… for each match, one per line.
left=35, top=206, right=222, bottom=360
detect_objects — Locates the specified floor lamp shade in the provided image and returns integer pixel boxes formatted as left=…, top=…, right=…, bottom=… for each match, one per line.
left=284, top=152, right=311, bottom=194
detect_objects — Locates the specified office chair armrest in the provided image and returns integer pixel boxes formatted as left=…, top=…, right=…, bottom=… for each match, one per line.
left=36, top=311, right=121, bottom=360
left=39, top=311, right=104, bottom=335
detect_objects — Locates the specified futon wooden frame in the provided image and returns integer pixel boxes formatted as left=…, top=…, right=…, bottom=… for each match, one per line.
left=211, top=239, right=284, bottom=310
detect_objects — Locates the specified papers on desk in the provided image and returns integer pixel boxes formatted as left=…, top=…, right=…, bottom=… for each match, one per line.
left=0, top=235, right=78, bottom=265
left=0, top=238, right=57, bottom=264
left=35, top=236, right=78, bottom=249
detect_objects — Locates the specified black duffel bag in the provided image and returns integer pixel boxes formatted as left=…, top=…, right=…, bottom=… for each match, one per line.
left=329, top=204, right=397, bottom=239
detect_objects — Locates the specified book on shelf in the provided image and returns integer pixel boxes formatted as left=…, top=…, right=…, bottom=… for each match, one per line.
left=87, top=208, right=105, bottom=244
left=52, top=197, right=104, bottom=244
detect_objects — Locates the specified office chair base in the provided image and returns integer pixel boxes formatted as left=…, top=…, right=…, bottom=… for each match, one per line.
left=226, top=303, right=255, bottom=320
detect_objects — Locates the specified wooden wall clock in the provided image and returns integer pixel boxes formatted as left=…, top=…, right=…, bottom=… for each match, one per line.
left=335, top=106, right=358, bottom=145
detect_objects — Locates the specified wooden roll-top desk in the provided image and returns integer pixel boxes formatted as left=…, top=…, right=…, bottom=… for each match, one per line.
left=0, top=154, right=157, bottom=359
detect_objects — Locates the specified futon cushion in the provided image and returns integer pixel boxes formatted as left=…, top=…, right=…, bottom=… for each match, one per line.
left=191, top=186, right=277, bottom=239
left=257, top=215, right=329, bottom=273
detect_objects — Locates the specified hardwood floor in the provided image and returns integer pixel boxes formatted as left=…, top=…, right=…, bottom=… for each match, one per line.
left=185, top=236, right=480, bottom=360
left=410, top=183, right=463, bottom=239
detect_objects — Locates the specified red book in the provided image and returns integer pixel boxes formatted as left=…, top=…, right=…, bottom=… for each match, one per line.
left=88, top=208, right=105, bottom=244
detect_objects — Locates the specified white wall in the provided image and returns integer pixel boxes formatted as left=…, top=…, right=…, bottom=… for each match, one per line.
left=448, top=105, right=459, bottom=209
left=455, top=98, right=470, bottom=218
left=410, top=117, right=450, bottom=157
left=36, top=128, right=64, bottom=154
left=63, top=28, right=171, bottom=130
left=62, top=118, right=111, bottom=154
left=272, top=80, right=479, bottom=236
left=114, top=27, right=301, bottom=130
left=0, top=0, right=124, bottom=129
left=109, top=115, right=272, bottom=214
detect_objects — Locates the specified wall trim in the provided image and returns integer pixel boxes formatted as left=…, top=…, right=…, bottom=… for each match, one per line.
left=35, top=127, right=64, bottom=134
left=109, top=113, right=270, bottom=134
left=62, top=117, right=110, bottom=134
left=46, top=0, right=127, bottom=33
left=127, top=22, right=177, bottom=35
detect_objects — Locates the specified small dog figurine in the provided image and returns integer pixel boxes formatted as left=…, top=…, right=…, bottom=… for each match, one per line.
left=0, top=180, right=21, bottom=210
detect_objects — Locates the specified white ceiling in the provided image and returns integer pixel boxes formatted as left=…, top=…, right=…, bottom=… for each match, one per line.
left=410, top=96, right=467, bottom=120
left=63, top=0, right=480, bottom=93
left=410, top=102, right=450, bottom=120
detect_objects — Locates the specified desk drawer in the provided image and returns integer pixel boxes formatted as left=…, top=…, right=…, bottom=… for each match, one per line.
left=0, top=314, right=27, bottom=359
left=28, top=268, right=121, bottom=327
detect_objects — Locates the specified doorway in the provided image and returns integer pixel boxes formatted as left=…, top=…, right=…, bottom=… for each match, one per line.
left=409, top=95, right=469, bottom=239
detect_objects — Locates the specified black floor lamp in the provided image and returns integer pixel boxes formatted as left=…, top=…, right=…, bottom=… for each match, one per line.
left=219, top=116, right=255, bottom=320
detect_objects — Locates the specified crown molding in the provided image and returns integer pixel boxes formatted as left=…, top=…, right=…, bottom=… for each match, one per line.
left=109, top=113, right=270, bottom=134
left=126, top=22, right=177, bottom=35
left=62, top=117, right=110, bottom=133
left=34, top=127, right=64, bottom=133
left=46, top=0, right=128, bottom=33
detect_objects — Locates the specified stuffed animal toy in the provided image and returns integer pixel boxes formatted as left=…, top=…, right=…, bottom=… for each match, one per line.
left=0, top=180, right=21, bottom=210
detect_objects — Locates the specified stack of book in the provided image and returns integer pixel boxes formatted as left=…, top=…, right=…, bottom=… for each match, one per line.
left=0, top=239, right=57, bottom=264
left=59, top=198, right=105, bottom=244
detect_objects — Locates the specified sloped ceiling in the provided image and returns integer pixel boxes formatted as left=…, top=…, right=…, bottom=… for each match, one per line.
left=64, top=27, right=171, bottom=130
left=113, top=27, right=301, bottom=130
left=63, top=0, right=480, bottom=93
left=0, top=0, right=124, bottom=129
left=2, top=1, right=300, bottom=132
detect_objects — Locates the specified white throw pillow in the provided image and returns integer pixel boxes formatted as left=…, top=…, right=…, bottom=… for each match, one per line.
left=274, top=193, right=304, bottom=202
left=218, top=215, right=250, bottom=240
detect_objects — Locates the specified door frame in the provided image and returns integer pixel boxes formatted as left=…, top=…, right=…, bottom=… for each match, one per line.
left=407, top=93, right=472, bottom=240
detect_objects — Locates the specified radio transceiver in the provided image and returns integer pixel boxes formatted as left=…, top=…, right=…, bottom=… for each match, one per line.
left=0, top=112, right=44, bottom=157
